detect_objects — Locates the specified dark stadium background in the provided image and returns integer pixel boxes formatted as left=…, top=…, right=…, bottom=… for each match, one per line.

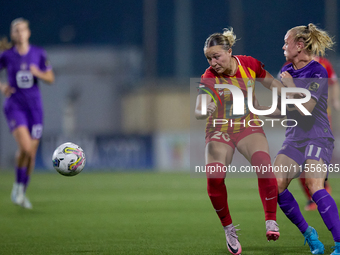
left=1, top=0, right=337, bottom=76
left=0, top=0, right=339, bottom=171
left=1, top=2, right=340, bottom=255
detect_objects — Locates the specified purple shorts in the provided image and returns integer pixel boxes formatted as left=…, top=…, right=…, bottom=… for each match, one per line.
left=277, top=138, right=334, bottom=166
left=4, top=107, right=43, bottom=139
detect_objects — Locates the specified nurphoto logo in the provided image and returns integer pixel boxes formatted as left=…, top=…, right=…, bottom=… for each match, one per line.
left=199, top=83, right=312, bottom=128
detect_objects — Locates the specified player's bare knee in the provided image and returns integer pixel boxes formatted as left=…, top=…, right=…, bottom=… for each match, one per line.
left=305, top=178, right=324, bottom=196
left=276, top=178, right=288, bottom=194
left=206, top=142, right=229, bottom=162
left=18, top=147, right=34, bottom=160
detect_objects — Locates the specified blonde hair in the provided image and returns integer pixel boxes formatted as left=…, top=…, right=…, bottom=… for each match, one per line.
left=204, top=27, right=236, bottom=51
left=0, top=37, right=12, bottom=51
left=11, top=18, right=30, bottom=31
left=289, top=23, right=334, bottom=56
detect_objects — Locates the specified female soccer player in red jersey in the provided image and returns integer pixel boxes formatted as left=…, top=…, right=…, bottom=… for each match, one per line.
left=0, top=18, right=55, bottom=209
left=195, top=28, right=283, bottom=255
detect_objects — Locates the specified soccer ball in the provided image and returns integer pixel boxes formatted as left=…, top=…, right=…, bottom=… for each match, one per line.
left=52, top=142, right=86, bottom=176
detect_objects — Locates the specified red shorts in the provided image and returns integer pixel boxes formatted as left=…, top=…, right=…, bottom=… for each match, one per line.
left=205, top=127, right=265, bottom=149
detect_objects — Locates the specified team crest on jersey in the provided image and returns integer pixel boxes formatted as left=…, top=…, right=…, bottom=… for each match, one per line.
left=217, top=88, right=232, bottom=96
left=247, top=79, right=255, bottom=88
left=308, top=82, right=319, bottom=92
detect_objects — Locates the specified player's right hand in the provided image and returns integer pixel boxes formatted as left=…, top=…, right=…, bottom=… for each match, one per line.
left=280, top=71, right=295, bottom=87
left=207, top=102, right=217, bottom=116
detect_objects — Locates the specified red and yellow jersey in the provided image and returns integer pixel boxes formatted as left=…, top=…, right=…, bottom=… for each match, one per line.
left=314, top=56, right=338, bottom=119
left=314, top=56, right=338, bottom=86
left=200, top=55, right=267, bottom=134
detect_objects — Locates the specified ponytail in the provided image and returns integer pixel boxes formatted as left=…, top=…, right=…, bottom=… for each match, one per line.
left=204, top=27, right=237, bottom=51
left=289, top=23, right=334, bottom=56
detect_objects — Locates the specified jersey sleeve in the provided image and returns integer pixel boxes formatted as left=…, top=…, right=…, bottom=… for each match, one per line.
left=199, top=68, right=216, bottom=95
left=307, top=69, right=328, bottom=102
left=244, top=56, right=266, bottom=78
left=280, top=62, right=290, bottom=74
left=322, top=58, right=338, bottom=86
left=39, top=49, right=52, bottom=72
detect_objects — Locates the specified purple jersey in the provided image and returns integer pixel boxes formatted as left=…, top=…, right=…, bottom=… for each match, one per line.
left=0, top=45, right=51, bottom=110
left=0, top=45, right=51, bottom=138
left=280, top=60, right=333, bottom=141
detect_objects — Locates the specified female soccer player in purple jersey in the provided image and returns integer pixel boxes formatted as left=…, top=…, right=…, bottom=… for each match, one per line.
left=0, top=18, right=55, bottom=209
left=274, top=24, right=340, bottom=255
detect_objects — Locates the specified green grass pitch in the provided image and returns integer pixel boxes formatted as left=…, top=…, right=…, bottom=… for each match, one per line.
left=0, top=171, right=339, bottom=254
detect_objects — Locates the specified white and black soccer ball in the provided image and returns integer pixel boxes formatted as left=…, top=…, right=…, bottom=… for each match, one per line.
left=52, top=142, right=86, bottom=176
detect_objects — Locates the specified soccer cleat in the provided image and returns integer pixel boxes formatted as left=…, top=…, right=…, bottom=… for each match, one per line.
left=266, top=220, right=280, bottom=241
left=11, top=183, right=25, bottom=205
left=11, top=183, right=18, bottom=204
left=16, top=184, right=25, bottom=204
left=303, top=226, right=325, bottom=254
left=305, top=200, right=317, bottom=211
left=224, top=223, right=242, bottom=255
left=331, top=242, right=340, bottom=255
left=21, top=196, right=33, bottom=209
left=11, top=183, right=32, bottom=209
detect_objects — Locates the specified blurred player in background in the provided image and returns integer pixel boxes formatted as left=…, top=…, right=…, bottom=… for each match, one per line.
left=195, top=28, right=283, bottom=255
left=0, top=18, right=54, bottom=209
left=274, top=24, right=340, bottom=255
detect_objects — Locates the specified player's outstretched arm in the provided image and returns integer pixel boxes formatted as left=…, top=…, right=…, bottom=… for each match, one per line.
left=29, top=64, right=55, bottom=84
left=260, top=71, right=285, bottom=95
left=253, top=94, right=283, bottom=118
left=195, top=94, right=215, bottom=120
left=280, top=71, right=317, bottom=115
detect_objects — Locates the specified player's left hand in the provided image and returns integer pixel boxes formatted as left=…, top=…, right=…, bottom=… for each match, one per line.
left=206, top=102, right=217, bottom=116
left=281, top=71, right=306, bottom=98
left=285, top=92, right=306, bottom=99
left=280, top=71, right=295, bottom=88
